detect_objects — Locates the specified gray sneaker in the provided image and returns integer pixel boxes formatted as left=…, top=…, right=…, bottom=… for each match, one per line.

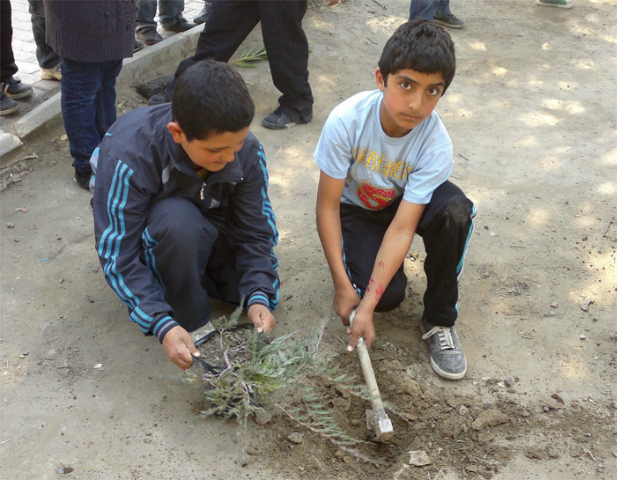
left=420, top=318, right=467, bottom=380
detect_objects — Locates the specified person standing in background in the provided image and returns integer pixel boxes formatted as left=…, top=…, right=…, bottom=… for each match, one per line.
left=135, top=0, right=196, bottom=45
left=44, top=0, right=135, bottom=188
left=27, top=0, right=62, bottom=81
left=1, top=0, right=34, bottom=116
left=409, top=0, right=464, bottom=29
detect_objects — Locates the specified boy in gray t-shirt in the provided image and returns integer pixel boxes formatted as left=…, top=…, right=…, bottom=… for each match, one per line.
left=315, top=20, right=476, bottom=380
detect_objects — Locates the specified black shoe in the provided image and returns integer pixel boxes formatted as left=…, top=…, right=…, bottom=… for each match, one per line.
left=194, top=4, right=210, bottom=24
left=136, top=28, right=163, bottom=46
left=148, top=79, right=176, bottom=105
left=133, top=39, right=145, bottom=53
left=434, top=13, right=464, bottom=29
left=162, top=15, right=196, bottom=33
left=1, top=76, right=33, bottom=99
left=0, top=92, right=19, bottom=116
left=74, top=169, right=92, bottom=190
left=419, top=318, right=467, bottom=380
left=262, top=106, right=312, bottom=130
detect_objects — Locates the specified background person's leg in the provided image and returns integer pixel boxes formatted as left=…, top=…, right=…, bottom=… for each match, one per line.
left=94, top=59, right=123, bottom=139
left=408, top=0, right=440, bottom=21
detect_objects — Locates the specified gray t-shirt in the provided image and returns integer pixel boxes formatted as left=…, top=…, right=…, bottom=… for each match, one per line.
left=315, top=90, right=452, bottom=210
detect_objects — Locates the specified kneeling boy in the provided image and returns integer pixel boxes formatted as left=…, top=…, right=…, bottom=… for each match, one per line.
left=315, top=20, right=475, bottom=380
left=91, top=60, right=279, bottom=370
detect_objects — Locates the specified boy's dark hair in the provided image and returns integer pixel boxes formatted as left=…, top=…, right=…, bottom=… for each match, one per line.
left=378, top=19, right=456, bottom=94
left=172, top=60, right=255, bottom=140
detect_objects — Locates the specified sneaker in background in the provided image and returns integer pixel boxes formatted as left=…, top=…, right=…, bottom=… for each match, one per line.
left=536, top=0, right=573, bottom=8
left=41, top=64, right=62, bottom=81
left=74, top=169, right=92, bottom=190
left=419, top=318, right=467, bottom=380
left=1, top=76, right=33, bottom=99
left=136, top=28, right=163, bottom=46
left=0, top=92, right=19, bottom=116
left=434, top=13, right=465, bottom=29
left=162, top=15, right=196, bottom=33
left=262, top=106, right=312, bottom=130
left=133, top=40, right=145, bottom=53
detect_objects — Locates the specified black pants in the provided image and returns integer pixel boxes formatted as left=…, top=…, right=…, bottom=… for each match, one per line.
left=143, top=197, right=241, bottom=331
left=175, top=0, right=313, bottom=119
left=341, top=181, right=475, bottom=327
left=28, top=0, right=60, bottom=70
left=1, top=0, right=18, bottom=82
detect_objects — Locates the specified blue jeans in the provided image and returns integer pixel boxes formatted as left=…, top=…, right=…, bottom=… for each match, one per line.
left=60, top=58, right=123, bottom=173
left=408, top=0, right=451, bottom=21
left=136, top=0, right=184, bottom=31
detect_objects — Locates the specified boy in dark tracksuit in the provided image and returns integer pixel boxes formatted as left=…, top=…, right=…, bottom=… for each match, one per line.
left=91, top=60, right=279, bottom=370
left=315, top=21, right=475, bottom=380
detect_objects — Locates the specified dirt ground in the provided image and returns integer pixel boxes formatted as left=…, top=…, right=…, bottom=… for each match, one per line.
left=1, top=1, right=615, bottom=479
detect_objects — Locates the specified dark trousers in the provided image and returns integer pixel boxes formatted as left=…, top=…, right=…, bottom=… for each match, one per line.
left=136, top=0, right=184, bottom=31
left=143, top=197, right=241, bottom=331
left=341, top=181, right=475, bottom=328
left=176, top=0, right=313, bottom=119
left=1, top=0, right=18, bottom=82
left=27, top=0, right=60, bottom=69
left=61, top=58, right=123, bottom=172
left=408, top=0, right=451, bottom=21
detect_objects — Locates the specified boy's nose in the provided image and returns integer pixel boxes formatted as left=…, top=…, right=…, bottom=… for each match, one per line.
left=408, top=92, right=422, bottom=111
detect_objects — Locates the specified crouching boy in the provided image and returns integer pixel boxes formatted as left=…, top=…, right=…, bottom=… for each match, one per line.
left=91, top=60, right=279, bottom=370
left=315, top=20, right=475, bottom=380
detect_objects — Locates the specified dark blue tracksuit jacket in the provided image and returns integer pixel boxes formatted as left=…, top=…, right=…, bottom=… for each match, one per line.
left=90, top=104, right=279, bottom=341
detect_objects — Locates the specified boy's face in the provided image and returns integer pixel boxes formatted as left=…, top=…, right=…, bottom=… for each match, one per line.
left=167, top=123, right=249, bottom=172
left=376, top=68, right=445, bottom=138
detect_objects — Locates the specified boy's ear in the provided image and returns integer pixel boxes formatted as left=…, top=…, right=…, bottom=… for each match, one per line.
left=375, top=68, right=385, bottom=91
left=167, top=121, right=185, bottom=144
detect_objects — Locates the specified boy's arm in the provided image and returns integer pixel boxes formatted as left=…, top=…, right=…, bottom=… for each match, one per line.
left=316, top=171, right=361, bottom=322
left=226, top=141, right=279, bottom=332
left=91, top=149, right=199, bottom=369
left=348, top=200, right=425, bottom=351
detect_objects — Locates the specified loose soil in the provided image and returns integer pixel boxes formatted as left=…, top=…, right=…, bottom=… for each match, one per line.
left=1, top=1, right=615, bottom=479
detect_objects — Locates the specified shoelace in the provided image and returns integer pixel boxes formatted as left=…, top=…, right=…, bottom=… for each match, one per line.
left=422, top=326, right=455, bottom=350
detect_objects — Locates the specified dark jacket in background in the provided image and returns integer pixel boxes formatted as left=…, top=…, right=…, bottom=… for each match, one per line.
left=45, top=0, right=135, bottom=62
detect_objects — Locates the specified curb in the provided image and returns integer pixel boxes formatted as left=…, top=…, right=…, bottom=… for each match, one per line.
left=1, top=25, right=202, bottom=159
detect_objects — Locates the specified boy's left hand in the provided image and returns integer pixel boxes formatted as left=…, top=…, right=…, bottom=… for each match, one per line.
left=248, top=304, right=275, bottom=334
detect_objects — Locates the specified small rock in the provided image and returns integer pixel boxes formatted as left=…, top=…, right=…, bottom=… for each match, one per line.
left=60, top=134, right=68, bottom=141
left=547, top=446, right=560, bottom=459
left=252, top=410, right=272, bottom=426
left=541, top=397, right=563, bottom=410
left=407, top=450, right=431, bottom=467
left=580, top=297, right=594, bottom=311
left=472, top=409, right=509, bottom=430
left=58, top=466, right=74, bottom=474
left=287, top=432, right=303, bottom=444
left=579, top=334, right=586, bottom=340
left=21, top=351, right=29, bottom=356
left=459, top=405, right=469, bottom=416
left=334, top=450, right=345, bottom=459
left=6, top=222, right=14, bottom=228
left=14, top=238, right=20, bottom=243
left=525, top=447, right=545, bottom=460
left=504, top=377, right=513, bottom=387
left=550, top=393, right=565, bottom=404
left=465, top=464, right=479, bottom=473
left=550, top=302, right=558, bottom=308
left=93, top=363, right=103, bottom=369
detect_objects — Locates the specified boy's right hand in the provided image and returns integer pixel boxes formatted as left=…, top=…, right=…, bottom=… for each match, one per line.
left=162, top=325, right=202, bottom=370
left=347, top=308, right=375, bottom=351
left=333, top=283, right=361, bottom=326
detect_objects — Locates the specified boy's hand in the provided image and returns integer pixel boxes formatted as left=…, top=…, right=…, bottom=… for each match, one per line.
left=347, top=308, right=375, bottom=351
left=333, top=282, right=361, bottom=326
left=248, top=304, right=275, bottom=334
left=162, top=325, right=201, bottom=370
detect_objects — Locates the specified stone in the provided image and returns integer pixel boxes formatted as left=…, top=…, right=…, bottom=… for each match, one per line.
left=407, top=450, right=431, bottom=467
left=252, top=410, right=272, bottom=425
left=472, top=409, right=509, bottom=430
left=287, top=432, right=303, bottom=444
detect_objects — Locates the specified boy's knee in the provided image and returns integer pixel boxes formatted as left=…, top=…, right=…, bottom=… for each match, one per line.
left=147, top=197, right=217, bottom=246
left=432, top=189, right=474, bottom=228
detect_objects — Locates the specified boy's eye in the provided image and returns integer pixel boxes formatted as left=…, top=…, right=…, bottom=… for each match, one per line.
left=428, top=87, right=441, bottom=96
left=400, top=81, right=413, bottom=90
